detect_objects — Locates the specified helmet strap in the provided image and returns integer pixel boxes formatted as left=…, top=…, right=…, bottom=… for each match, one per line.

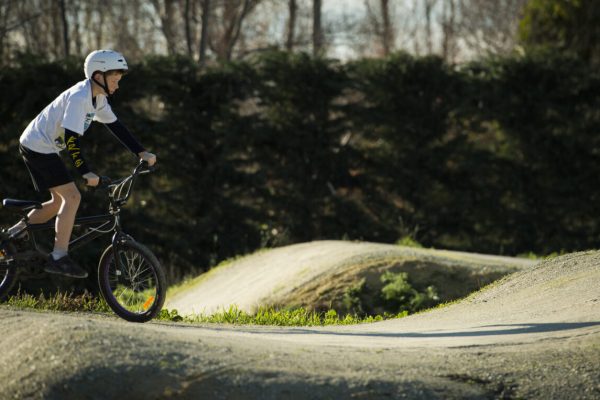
left=91, top=71, right=111, bottom=98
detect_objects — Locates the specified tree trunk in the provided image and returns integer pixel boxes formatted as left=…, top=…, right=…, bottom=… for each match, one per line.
left=71, top=0, right=82, bottom=56
left=50, top=0, right=62, bottom=59
left=0, top=0, right=13, bottom=62
left=184, top=0, right=193, bottom=58
left=58, top=0, right=69, bottom=57
left=286, top=0, right=297, bottom=51
left=424, top=0, right=436, bottom=54
left=199, top=0, right=211, bottom=66
left=380, top=0, right=393, bottom=56
left=312, top=0, right=323, bottom=56
left=226, top=0, right=254, bottom=60
left=151, top=0, right=179, bottom=55
left=441, top=0, right=457, bottom=62
left=210, top=0, right=258, bottom=62
left=96, top=3, right=104, bottom=49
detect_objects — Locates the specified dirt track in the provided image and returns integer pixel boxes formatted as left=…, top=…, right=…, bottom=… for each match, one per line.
left=166, top=241, right=535, bottom=315
left=0, top=245, right=599, bottom=399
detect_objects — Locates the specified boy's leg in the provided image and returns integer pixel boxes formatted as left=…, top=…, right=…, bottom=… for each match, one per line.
left=13, top=144, right=72, bottom=237
left=49, top=182, right=81, bottom=255
left=43, top=182, right=88, bottom=278
left=27, top=192, right=62, bottom=224
left=6, top=194, right=61, bottom=237
left=17, top=145, right=87, bottom=278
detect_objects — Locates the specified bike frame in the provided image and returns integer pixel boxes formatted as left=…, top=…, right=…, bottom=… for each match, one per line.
left=24, top=213, right=121, bottom=254
left=8, top=162, right=151, bottom=267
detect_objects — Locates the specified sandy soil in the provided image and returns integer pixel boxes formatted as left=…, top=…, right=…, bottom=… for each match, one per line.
left=0, top=244, right=599, bottom=399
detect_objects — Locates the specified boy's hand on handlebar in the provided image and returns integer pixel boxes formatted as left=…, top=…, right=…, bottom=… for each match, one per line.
left=83, top=172, right=100, bottom=187
left=138, top=151, right=157, bottom=167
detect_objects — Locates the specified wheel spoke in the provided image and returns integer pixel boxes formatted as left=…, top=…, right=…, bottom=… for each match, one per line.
left=99, top=242, right=165, bottom=322
left=0, top=242, right=16, bottom=297
left=106, top=247, right=159, bottom=314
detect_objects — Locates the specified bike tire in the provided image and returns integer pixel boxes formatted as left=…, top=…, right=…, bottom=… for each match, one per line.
left=0, top=241, right=18, bottom=300
left=98, top=240, right=166, bottom=323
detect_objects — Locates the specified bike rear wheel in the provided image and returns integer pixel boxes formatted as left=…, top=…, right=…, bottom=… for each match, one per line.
left=0, top=241, right=18, bottom=300
left=98, top=240, right=166, bottom=323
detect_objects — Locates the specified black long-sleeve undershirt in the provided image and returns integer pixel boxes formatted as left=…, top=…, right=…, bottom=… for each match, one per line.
left=64, top=121, right=145, bottom=176
left=104, top=120, right=145, bottom=155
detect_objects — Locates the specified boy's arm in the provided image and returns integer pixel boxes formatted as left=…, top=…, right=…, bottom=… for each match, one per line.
left=65, top=129, right=91, bottom=175
left=65, top=129, right=99, bottom=186
left=104, top=120, right=156, bottom=166
left=104, top=120, right=145, bottom=155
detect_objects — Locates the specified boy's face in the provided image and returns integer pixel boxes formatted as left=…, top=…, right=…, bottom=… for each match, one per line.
left=94, top=71, right=123, bottom=95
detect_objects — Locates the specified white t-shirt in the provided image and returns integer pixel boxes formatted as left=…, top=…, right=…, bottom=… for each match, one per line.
left=20, top=79, right=117, bottom=154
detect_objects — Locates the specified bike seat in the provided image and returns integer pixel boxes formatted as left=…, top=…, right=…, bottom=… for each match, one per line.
left=2, top=199, right=42, bottom=212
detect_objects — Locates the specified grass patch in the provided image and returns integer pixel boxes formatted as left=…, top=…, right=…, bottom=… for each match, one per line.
left=396, top=236, right=424, bottom=248
left=6, top=290, right=112, bottom=313
left=517, top=250, right=566, bottom=260
left=339, top=270, right=441, bottom=316
left=3, top=291, right=408, bottom=326
left=158, top=305, right=409, bottom=326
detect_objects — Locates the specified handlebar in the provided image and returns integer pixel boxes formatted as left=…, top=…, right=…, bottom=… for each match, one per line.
left=92, top=161, right=157, bottom=207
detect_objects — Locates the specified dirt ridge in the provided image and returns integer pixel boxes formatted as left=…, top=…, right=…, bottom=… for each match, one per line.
left=166, top=240, right=535, bottom=315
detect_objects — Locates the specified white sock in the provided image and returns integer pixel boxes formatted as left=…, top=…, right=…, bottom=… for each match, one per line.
left=51, top=249, right=68, bottom=261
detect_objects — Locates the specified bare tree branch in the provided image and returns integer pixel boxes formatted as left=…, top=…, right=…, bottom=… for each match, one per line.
left=0, top=9, right=45, bottom=36
left=150, top=0, right=180, bottom=55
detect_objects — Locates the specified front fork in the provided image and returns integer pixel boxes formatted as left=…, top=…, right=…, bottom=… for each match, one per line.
left=110, top=230, right=135, bottom=273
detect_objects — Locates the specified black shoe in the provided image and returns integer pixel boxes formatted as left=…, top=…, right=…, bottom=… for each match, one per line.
left=44, top=255, right=88, bottom=279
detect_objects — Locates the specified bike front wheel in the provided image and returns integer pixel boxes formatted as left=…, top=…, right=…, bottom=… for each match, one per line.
left=0, top=241, right=17, bottom=300
left=98, top=240, right=166, bottom=323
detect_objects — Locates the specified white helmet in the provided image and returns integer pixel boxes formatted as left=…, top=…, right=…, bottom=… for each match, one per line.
left=84, top=50, right=128, bottom=79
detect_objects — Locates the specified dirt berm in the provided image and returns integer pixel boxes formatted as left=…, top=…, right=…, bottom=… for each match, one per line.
left=0, top=243, right=599, bottom=399
left=166, top=240, right=535, bottom=315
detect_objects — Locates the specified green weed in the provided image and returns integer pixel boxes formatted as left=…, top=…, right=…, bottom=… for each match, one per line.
left=396, top=236, right=424, bottom=248
left=6, top=290, right=111, bottom=313
left=3, top=292, right=408, bottom=326
left=380, top=271, right=439, bottom=314
left=342, top=278, right=366, bottom=315
left=158, top=305, right=407, bottom=326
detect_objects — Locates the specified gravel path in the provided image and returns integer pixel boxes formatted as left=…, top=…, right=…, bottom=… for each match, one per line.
left=1, top=248, right=599, bottom=399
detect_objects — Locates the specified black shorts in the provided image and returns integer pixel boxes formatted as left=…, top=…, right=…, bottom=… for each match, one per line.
left=19, top=144, right=73, bottom=192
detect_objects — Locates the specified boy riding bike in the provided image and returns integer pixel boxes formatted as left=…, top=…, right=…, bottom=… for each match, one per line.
left=3, top=50, right=156, bottom=279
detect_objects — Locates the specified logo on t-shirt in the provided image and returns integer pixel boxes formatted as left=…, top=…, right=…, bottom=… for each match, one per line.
left=84, top=112, right=95, bottom=131
left=54, top=133, right=66, bottom=149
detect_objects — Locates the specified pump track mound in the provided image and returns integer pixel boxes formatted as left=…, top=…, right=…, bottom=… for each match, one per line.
left=165, top=240, right=536, bottom=315
left=0, top=241, right=599, bottom=400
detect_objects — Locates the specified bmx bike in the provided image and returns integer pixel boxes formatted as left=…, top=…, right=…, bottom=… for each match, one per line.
left=0, top=161, right=166, bottom=323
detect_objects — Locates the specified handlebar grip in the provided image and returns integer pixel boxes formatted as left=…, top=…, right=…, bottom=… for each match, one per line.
left=96, top=176, right=113, bottom=189
left=137, top=160, right=157, bottom=174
